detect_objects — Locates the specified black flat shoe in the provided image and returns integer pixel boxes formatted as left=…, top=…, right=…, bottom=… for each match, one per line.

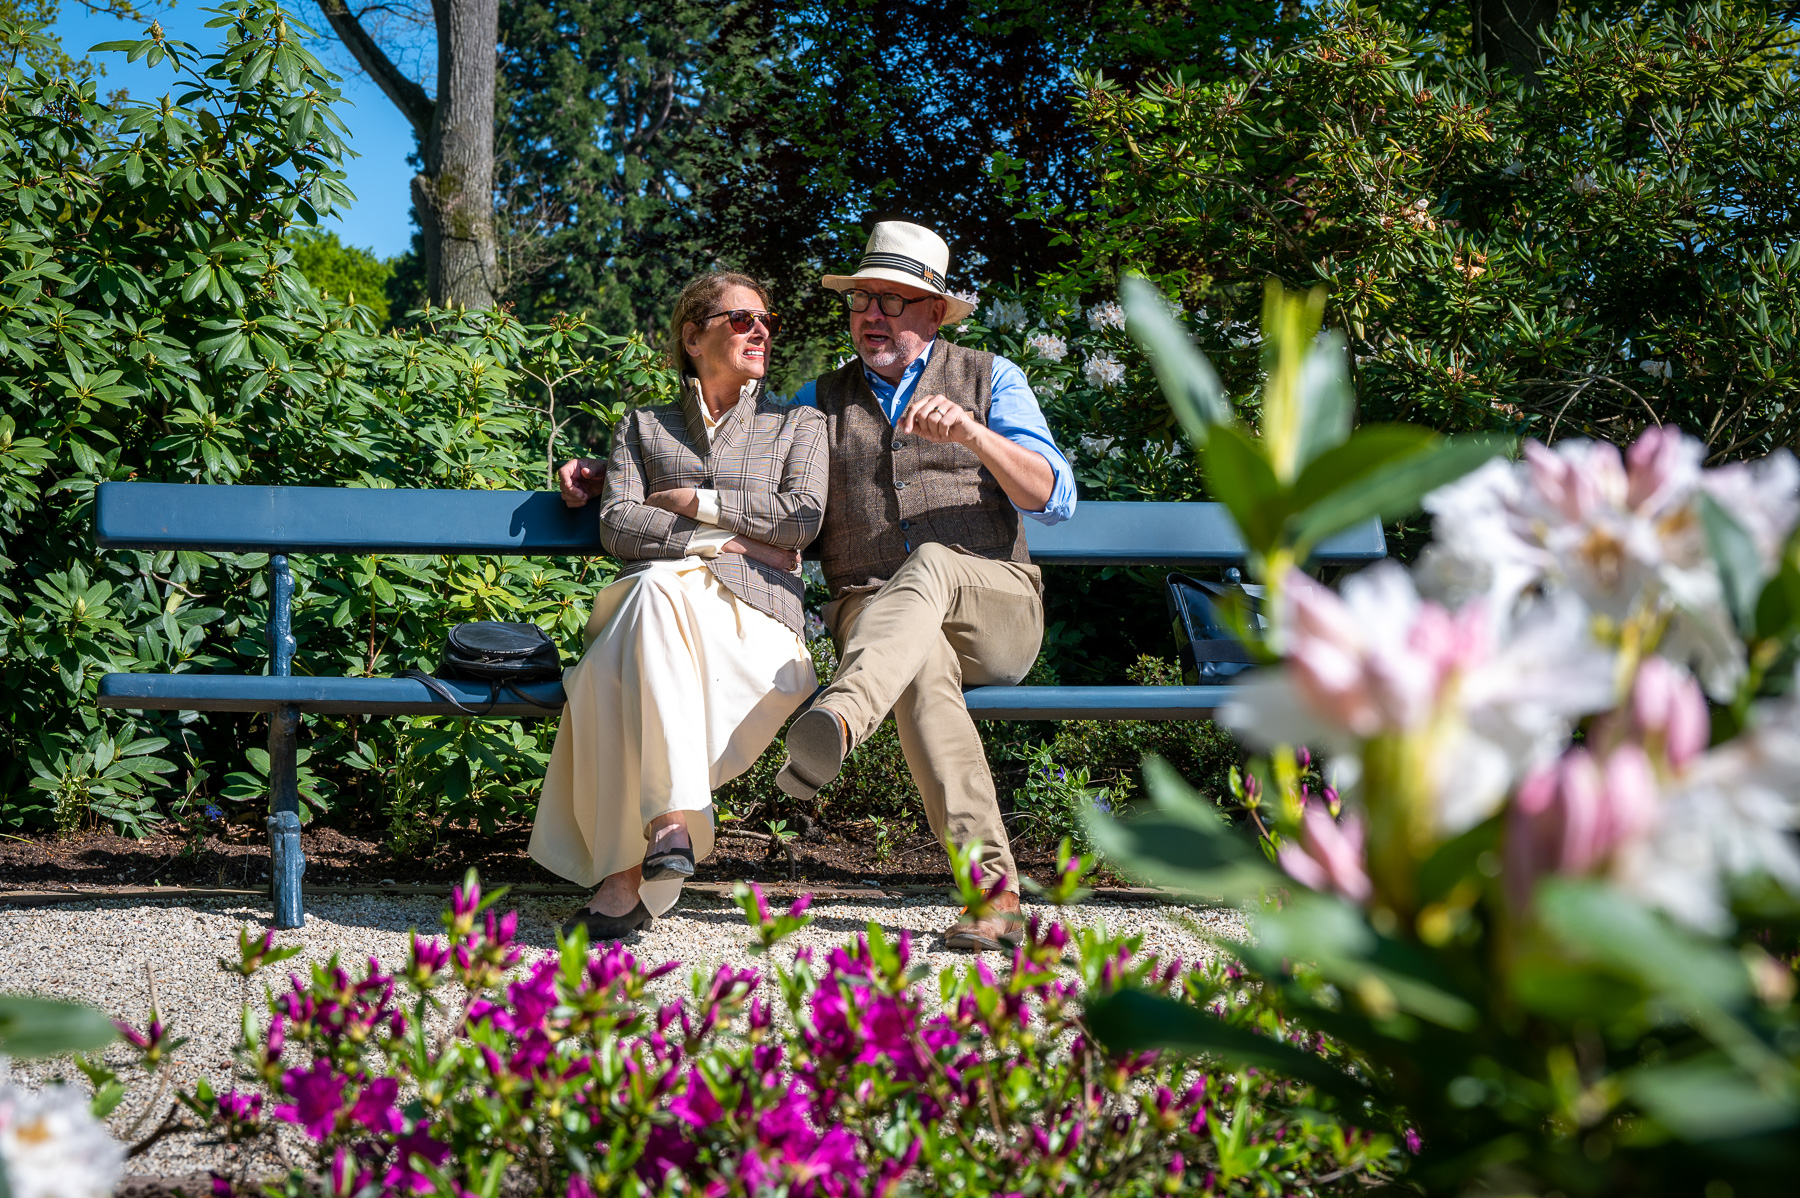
left=561, top=901, right=653, bottom=942
left=642, top=841, right=696, bottom=881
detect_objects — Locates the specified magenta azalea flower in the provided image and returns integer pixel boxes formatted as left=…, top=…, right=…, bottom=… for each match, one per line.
left=273, top=1059, right=347, bottom=1139
left=350, top=1076, right=404, bottom=1135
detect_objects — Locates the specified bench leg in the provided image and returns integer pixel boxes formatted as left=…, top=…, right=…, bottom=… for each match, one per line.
left=266, top=702, right=305, bottom=929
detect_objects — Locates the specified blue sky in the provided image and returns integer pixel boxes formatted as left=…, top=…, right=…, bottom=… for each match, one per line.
left=54, top=2, right=419, bottom=258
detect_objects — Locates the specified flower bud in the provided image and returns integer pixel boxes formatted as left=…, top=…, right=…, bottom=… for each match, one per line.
left=1631, top=656, right=1709, bottom=771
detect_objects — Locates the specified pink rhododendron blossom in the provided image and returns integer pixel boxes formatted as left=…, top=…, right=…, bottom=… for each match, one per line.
left=1419, top=428, right=1800, bottom=697
left=1616, top=686, right=1800, bottom=930
left=1224, top=564, right=1613, bottom=833
left=1278, top=801, right=1373, bottom=903
left=1630, top=655, right=1710, bottom=772
left=1507, top=744, right=1660, bottom=906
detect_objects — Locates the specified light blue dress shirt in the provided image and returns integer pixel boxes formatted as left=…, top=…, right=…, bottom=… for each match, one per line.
left=788, top=339, right=1077, bottom=525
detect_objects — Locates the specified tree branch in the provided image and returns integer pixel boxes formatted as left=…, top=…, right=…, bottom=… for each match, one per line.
left=317, top=0, right=435, bottom=135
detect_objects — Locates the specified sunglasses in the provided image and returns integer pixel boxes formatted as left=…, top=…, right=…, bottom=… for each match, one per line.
left=701, top=308, right=780, bottom=336
left=841, top=289, right=934, bottom=317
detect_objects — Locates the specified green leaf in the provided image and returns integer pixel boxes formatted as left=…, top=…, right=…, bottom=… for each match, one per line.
left=0, top=995, right=117, bottom=1058
left=1288, top=434, right=1512, bottom=558
left=1084, top=756, right=1278, bottom=900
left=1086, top=988, right=1370, bottom=1102
left=1202, top=423, right=1285, bottom=555
left=1287, top=425, right=1437, bottom=514
left=1121, top=274, right=1229, bottom=446
left=1627, top=1056, right=1798, bottom=1140
left=1291, top=331, right=1354, bottom=472
left=1754, top=562, right=1800, bottom=642
left=1252, top=894, right=1482, bottom=1030
left=1698, top=493, right=1763, bottom=636
left=1536, top=879, right=1749, bottom=1008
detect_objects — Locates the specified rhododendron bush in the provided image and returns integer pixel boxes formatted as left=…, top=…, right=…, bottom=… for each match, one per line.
left=1088, top=280, right=1800, bottom=1196
left=97, top=860, right=1398, bottom=1196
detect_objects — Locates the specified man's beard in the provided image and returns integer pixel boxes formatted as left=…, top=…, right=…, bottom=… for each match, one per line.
left=857, top=332, right=905, bottom=371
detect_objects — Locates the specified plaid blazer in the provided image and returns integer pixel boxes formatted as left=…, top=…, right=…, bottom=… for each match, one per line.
left=598, top=381, right=827, bottom=635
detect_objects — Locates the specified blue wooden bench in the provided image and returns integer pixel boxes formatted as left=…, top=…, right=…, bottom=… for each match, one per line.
left=92, top=482, right=1386, bottom=925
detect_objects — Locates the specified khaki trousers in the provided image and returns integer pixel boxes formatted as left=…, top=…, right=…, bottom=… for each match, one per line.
left=820, top=543, right=1044, bottom=891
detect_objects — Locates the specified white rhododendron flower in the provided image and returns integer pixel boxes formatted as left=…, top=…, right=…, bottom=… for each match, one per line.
left=1025, top=331, right=1068, bottom=362
left=1616, top=684, right=1800, bottom=932
left=1078, top=434, right=1119, bottom=459
left=1086, top=302, right=1126, bottom=331
left=0, top=1079, right=126, bottom=1198
left=983, top=298, right=1027, bottom=331
left=1416, top=428, right=1800, bottom=696
left=1570, top=173, right=1602, bottom=196
left=1638, top=358, right=1671, bottom=380
left=1222, top=564, right=1615, bottom=834
left=949, top=289, right=980, bottom=309
left=1083, top=353, right=1125, bottom=388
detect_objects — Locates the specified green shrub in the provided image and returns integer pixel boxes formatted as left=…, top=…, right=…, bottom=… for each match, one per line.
left=1021, top=1, right=1800, bottom=452
left=0, top=5, right=669, bottom=836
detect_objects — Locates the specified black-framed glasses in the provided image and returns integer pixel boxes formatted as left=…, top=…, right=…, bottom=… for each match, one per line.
left=841, top=289, right=934, bottom=317
left=701, top=309, right=780, bottom=336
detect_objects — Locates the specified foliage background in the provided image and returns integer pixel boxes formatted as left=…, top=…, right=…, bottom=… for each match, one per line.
left=7, top=1, right=1800, bottom=858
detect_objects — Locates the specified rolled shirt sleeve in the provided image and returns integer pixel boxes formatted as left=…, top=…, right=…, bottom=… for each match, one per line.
left=786, top=345, right=1076, bottom=525
left=987, top=355, right=1076, bottom=525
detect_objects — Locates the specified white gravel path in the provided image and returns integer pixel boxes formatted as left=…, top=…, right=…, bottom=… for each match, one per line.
left=0, top=888, right=1246, bottom=1183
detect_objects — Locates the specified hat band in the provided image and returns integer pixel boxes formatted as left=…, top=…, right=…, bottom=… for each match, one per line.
left=856, top=251, right=946, bottom=291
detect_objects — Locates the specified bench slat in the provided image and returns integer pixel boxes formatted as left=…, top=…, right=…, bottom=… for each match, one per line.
left=98, top=674, right=1239, bottom=721
left=963, top=685, right=1239, bottom=720
left=94, top=483, right=1384, bottom=564
left=97, top=673, right=570, bottom=717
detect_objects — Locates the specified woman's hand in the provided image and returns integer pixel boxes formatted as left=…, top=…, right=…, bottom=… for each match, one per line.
left=644, top=487, right=701, bottom=518
left=558, top=458, right=607, bottom=507
left=722, top=535, right=801, bottom=573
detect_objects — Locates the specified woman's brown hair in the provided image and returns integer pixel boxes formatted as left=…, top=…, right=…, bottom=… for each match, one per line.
left=666, top=271, right=772, bottom=376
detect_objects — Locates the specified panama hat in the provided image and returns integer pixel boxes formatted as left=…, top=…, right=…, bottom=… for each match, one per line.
left=820, top=221, right=975, bottom=323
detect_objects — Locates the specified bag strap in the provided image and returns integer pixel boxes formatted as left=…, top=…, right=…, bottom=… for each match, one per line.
left=403, top=669, right=563, bottom=716
left=403, top=669, right=499, bottom=717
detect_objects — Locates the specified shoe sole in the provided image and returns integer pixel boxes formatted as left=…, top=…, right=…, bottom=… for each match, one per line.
left=943, top=924, right=1025, bottom=953
left=562, top=910, right=653, bottom=942
left=780, top=708, right=846, bottom=798
left=641, top=854, right=696, bottom=881
left=944, top=930, right=1004, bottom=952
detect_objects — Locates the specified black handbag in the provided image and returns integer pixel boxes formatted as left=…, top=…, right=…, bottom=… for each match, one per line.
left=403, top=621, right=565, bottom=716
left=1164, top=571, right=1264, bottom=685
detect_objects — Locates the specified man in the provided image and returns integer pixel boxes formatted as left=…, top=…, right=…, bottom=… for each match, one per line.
left=781, top=221, right=1075, bottom=951
left=560, top=221, right=1075, bottom=951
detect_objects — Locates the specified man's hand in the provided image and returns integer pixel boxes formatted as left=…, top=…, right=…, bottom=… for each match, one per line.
left=644, top=487, right=701, bottom=519
left=557, top=458, right=607, bottom=507
left=898, top=393, right=979, bottom=446
left=722, top=535, right=801, bottom=573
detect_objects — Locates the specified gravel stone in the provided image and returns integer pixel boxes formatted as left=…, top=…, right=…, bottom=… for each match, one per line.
left=0, top=889, right=1246, bottom=1180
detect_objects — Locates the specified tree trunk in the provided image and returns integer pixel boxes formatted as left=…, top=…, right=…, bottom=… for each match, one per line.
left=318, top=0, right=499, bottom=309
left=1472, top=0, right=1560, bottom=82
left=417, top=0, right=499, bottom=309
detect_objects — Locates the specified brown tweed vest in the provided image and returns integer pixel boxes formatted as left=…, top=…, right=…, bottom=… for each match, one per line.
left=814, top=339, right=1032, bottom=597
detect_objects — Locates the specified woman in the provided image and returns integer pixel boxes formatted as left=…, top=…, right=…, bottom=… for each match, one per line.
left=532, top=272, right=826, bottom=939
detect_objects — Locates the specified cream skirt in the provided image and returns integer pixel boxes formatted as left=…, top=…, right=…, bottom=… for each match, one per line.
left=529, top=558, right=816, bottom=914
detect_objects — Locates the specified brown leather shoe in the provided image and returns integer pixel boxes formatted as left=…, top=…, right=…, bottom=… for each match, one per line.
left=944, top=903, right=1026, bottom=952
left=776, top=706, right=848, bottom=800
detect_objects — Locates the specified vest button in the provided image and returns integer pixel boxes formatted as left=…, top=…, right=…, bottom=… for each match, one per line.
left=894, top=480, right=907, bottom=490
left=899, top=520, right=910, bottom=530
left=891, top=440, right=904, bottom=451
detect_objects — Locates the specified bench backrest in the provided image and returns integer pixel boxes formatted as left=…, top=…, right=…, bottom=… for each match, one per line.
left=93, top=482, right=1387, bottom=565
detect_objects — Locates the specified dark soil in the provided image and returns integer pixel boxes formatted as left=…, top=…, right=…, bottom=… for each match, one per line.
left=0, top=814, right=1078, bottom=894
